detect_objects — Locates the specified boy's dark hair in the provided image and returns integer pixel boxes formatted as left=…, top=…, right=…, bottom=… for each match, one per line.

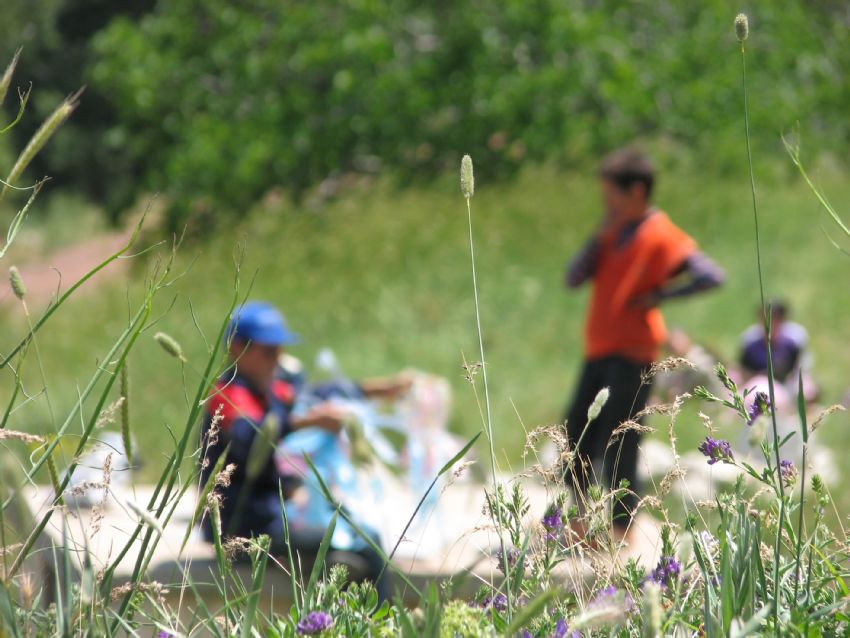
left=599, top=147, right=655, bottom=198
left=765, top=298, right=789, bottom=320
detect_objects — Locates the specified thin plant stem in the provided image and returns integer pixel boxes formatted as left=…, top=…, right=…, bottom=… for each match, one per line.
left=739, top=38, right=785, bottom=634
left=792, top=442, right=807, bottom=603
left=464, top=194, right=512, bottom=614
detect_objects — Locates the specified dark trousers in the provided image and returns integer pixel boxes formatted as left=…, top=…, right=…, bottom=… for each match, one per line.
left=564, top=356, right=652, bottom=529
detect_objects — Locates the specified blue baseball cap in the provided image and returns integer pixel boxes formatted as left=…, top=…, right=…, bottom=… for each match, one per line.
left=226, top=301, right=300, bottom=346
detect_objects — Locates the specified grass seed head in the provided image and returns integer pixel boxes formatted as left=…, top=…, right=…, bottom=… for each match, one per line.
left=8, top=266, right=25, bottom=300
left=587, top=386, right=610, bottom=422
left=153, top=331, right=186, bottom=362
left=735, top=13, right=749, bottom=42
left=460, top=154, right=474, bottom=198
left=0, top=49, right=21, bottom=108
left=3, top=90, right=80, bottom=195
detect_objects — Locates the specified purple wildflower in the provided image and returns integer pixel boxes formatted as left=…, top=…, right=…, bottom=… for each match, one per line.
left=780, top=459, right=797, bottom=486
left=698, top=436, right=734, bottom=465
left=481, top=592, right=508, bottom=614
left=542, top=505, right=564, bottom=542
left=747, top=391, right=771, bottom=425
left=496, top=546, right=523, bottom=574
left=296, top=611, right=333, bottom=635
left=552, top=617, right=581, bottom=638
left=588, top=584, right=636, bottom=615
left=520, top=618, right=580, bottom=638
left=553, top=618, right=568, bottom=637
left=647, top=555, right=681, bottom=588
left=156, top=632, right=174, bottom=638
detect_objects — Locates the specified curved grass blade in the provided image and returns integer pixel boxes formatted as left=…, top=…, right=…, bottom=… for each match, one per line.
left=381, top=432, right=480, bottom=579
left=304, top=511, right=338, bottom=609
left=503, top=589, right=558, bottom=636
left=302, top=453, right=421, bottom=596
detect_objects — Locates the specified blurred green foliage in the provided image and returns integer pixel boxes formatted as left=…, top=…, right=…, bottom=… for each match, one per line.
left=2, top=1, right=849, bottom=227
left=0, top=0, right=154, bottom=215
left=84, top=0, right=850, bottom=226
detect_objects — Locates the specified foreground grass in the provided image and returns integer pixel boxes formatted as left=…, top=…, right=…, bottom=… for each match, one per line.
left=2, top=157, right=849, bottom=503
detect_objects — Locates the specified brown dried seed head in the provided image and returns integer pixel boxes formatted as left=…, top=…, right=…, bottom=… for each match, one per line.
left=215, top=463, right=236, bottom=488
left=0, top=429, right=44, bottom=444
left=811, top=404, right=845, bottom=432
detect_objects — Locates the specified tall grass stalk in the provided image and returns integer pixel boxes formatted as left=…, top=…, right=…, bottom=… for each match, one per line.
left=460, top=154, right=512, bottom=613
left=1, top=90, right=81, bottom=199
left=736, top=13, right=786, bottom=632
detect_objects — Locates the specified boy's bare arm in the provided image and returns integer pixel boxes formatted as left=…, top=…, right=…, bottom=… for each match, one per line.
left=359, top=374, right=412, bottom=399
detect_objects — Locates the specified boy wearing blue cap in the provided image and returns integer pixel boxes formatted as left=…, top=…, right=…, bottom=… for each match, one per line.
left=199, top=301, right=395, bottom=597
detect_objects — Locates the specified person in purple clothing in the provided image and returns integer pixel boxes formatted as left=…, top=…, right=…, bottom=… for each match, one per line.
left=737, top=299, right=818, bottom=402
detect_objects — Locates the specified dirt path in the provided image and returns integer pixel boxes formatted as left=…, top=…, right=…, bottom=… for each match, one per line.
left=1, top=229, right=133, bottom=306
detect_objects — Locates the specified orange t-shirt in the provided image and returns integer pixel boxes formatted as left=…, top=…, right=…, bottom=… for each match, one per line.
left=585, top=211, right=696, bottom=364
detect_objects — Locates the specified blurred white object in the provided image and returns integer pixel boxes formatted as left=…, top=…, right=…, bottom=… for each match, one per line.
left=65, top=432, right=133, bottom=508
left=315, top=347, right=343, bottom=379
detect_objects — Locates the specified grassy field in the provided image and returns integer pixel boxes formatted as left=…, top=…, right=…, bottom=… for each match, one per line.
left=3, top=154, right=850, bottom=505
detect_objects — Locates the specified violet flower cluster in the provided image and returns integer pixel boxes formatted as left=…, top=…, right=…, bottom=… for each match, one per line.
left=480, top=593, right=508, bottom=615
left=747, top=391, right=771, bottom=425
left=588, top=584, right=636, bottom=614
left=496, top=545, right=524, bottom=574
left=521, top=617, right=580, bottom=638
left=296, top=611, right=334, bottom=635
left=647, top=555, right=681, bottom=588
left=780, top=459, right=797, bottom=486
left=541, top=505, right=564, bottom=542
left=698, top=436, right=734, bottom=465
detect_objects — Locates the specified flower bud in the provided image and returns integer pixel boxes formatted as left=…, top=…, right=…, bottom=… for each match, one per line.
left=460, top=154, right=474, bottom=198
left=8, top=266, right=25, bottom=300
left=153, top=332, right=186, bottom=362
left=735, top=13, right=749, bottom=42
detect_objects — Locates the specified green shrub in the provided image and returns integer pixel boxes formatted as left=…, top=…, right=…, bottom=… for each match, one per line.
left=87, top=1, right=850, bottom=226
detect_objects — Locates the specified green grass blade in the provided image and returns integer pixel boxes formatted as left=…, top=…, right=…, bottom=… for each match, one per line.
left=302, top=454, right=421, bottom=596
left=0, top=207, right=147, bottom=368
left=0, top=581, right=21, bottom=638
left=180, top=444, right=230, bottom=553
left=240, top=535, right=271, bottom=638
left=304, top=511, right=338, bottom=609
left=503, top=589, right=558, bottom=636
left=384, top=432, right=480, bottom=571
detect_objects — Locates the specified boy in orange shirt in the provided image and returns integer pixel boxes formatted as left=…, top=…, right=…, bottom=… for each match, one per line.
left=564, top=147, right=723, bottom=539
